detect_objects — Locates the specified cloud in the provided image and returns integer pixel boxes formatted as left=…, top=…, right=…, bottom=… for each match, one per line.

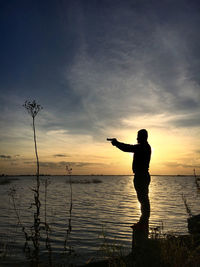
left=164, top=162, right=200, bottom=169
left=0, top=155, right=11, bottom=159
left=23, top=161, right=34, bottom=164
left=53, top=154, right=69, bottom=158
left=0, top=0, right=200, bottom=141
left=53, top=0, right=200, bottom=137
left=170, top=113, right=200, bottom=128
left=24, top=161, right=107, bottom=169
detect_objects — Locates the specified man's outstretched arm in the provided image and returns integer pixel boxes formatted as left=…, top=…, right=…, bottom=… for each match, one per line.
left=110, top=138, right=135, bottom=153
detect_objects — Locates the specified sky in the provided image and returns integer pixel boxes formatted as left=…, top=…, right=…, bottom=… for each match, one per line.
left=0, top=0, right=200, bottom=175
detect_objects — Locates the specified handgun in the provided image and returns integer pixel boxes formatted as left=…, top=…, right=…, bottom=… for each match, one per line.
left=107, top=138, right=116, bottom=141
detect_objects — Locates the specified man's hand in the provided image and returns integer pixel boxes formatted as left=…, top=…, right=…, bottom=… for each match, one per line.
left=107, top=138, right=118, bottom=146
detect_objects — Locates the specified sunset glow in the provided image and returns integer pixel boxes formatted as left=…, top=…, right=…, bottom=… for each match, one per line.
left=0, top=1, right=200, bottom=176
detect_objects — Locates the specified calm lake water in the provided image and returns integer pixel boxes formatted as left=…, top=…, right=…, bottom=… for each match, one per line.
left=0, top=175, right=199, bottom=265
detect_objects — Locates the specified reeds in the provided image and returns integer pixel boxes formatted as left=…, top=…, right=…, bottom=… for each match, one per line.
left=43, top=177, right=52, bottom=266
left=8, top=187, right=31, bottom=256
left=7, top=100, right=75, bottom=266
left=23, top=100, right=43, bottom=264
left=8, top=100, right=53, bottom=265
left=64, top=165, right=74, bottom=255
left=99, top=227, right=126, bottom=267
left=182, top=169, right=200, bottom=219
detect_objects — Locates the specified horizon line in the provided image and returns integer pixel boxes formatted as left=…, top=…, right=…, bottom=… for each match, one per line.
left=0, top=174, right=194, bottom=177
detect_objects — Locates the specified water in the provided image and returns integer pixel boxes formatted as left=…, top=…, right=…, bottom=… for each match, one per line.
left=0, top=175, right=199, bottom=265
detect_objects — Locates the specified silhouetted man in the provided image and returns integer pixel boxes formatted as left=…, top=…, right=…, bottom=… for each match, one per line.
left=109, top=129, right=151, bottom=229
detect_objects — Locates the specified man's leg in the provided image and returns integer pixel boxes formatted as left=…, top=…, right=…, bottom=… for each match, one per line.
left=134, top=173, right=150, bottom=224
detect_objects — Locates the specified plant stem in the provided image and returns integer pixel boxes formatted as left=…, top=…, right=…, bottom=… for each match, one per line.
left=33, top=117, right=39, bottom=180
left=32, top=116, right=41, bottom=264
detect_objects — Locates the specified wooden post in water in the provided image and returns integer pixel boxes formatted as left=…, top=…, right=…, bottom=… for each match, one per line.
left=131, top=222, right=149, bottom=251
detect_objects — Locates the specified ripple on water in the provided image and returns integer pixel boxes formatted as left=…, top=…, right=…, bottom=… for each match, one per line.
left=0, top=175, right=199, bottom=264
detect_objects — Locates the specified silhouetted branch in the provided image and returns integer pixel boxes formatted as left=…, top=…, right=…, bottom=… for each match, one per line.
left=23, top=100, right=43, bottom=264
left=64, top=165, right=74, bottom=254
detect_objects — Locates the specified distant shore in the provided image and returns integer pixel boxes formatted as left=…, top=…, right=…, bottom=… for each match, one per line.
left=0, top=174, right=193, bottom=177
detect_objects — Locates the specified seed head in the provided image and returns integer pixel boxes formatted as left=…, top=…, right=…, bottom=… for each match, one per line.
left=23, top=100, right=43, bottom=118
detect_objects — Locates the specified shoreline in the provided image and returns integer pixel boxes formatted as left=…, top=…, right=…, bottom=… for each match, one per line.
left=1, top=233, right=200, bottom=266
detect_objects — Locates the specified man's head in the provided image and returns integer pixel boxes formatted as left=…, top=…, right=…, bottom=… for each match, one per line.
left=137, top=129, right=148, bottom=143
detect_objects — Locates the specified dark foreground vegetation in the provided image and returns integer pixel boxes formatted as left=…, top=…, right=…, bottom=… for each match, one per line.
left=1, top=229, right=200, bottom=266
left=83, top=233, right=200, bottom=267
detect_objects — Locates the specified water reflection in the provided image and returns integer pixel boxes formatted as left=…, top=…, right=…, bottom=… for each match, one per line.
left=0, top=175, right=199, bottom=264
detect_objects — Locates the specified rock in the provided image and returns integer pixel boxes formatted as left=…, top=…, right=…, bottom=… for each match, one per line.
left=188, top=214, right=200, bottom=234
